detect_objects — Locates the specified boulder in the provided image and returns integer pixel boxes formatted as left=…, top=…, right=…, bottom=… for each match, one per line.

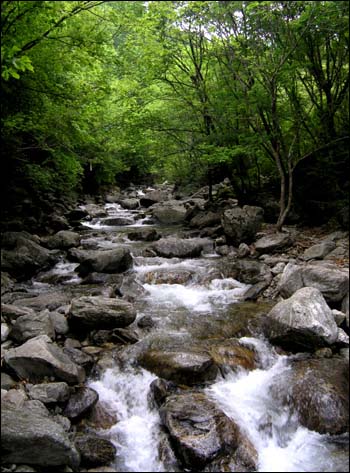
left=302, top=241, right=337, bottom=261
left=4, top=335, right=85, bottom=384
left=159, top=392, right=241, bottom=469
left=63, top=386, right=99, bottom=421
left=152, top=237, right=205, bottom=258
left=10, top=309, right=55, bottom=343
left=254, top=232, right=294, bottom=254
left=1, top=272, right=15, bottom=295
left=49, top=311, right=69, bottom=335
left=101, top=217, right=134, bottom=226
left=119, top=198, right=139, bottom=210
left=151, top=200, right=188, bottom=224
left=143, top=269, right=193, bottom=285
left=68, top=296, right=136, bottom=331
left=1, top=233, right=58, bottom=280
left=27, top=382, right=70, bottom=404
left=189, top=211, right=222, bottom=229
left=139, top=349, right=218, bottom=385
left=75, top=434, right=116, bottom=468
left=221, top=206, right=264, bottom=245
left=278, top=262, right=349, bottom=302
left=83, top=204, right=108, bottom=218
left=204, top=339, right=257, bottom=373
left=140, top=190, right=170, bottom=208
left=127, top=228, right=160, bottom=241
left=1, top=404, right=80, bottom=467
left=12, top=291, right=72, bottom=311
left=1, top=304, right=36, bottom=322
left=72, top=248, right=133, bottom=276
left=43, top=231, right=81, bottom=250
left=273, top=357, right=349, bottom=435
left=264, top=287, right=339, bottom=352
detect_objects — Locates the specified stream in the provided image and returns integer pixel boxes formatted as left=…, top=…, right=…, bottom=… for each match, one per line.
left=27, top=199, right=349, bottom=472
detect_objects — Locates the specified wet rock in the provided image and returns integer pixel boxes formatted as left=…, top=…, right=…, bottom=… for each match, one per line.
left=302, top=241, right=337, bottom=261
left=149, top=378, right=179, bottom=407
left=26, top=382, right=70, bottom=404
left=63, top=347, right=94, bottom=373
left=139, top=349, right=218, bottom=385
left=85, top=401, right=118, bottom=429
left=278, top=262, right=349, bottom=303
left=4, top=335, right=85, bottom=384
left=1, top=272, right=15, bottom=295
left=265, top=287, right=339, bottom=352
left=137, top=314, right=156, bottom=329
left=68, top=296, right=136, bottom=331
left=101, top=217, right=134, bottom=226
left=115, top=274, right=146, bottom=301
left=276, top=357, right=349, bottom=435
left=63, top=386, right=99, bottom=421
left=1, top=404, right=80, bottom=468
left=83, top=204, right=108, bottom=218
left=72, top=248, right=133, bottom=276
left=140, top=190, right=170, bottom=207
left=204, top=339, right=257, bottom=373
left=74, top=434, right=116, bottom=468
left=119, top=198, right=139, bottom=210
left=152, top=237, right=205, bottom=258
left=159, top=392, right=240, bottom=470
left=221, top=205, right=264, bottom=246
left=10, top=309, right=55, bottom=343
left=127, top=228, right=160, bottom=241
left=254, top=232, right=294, bottom=254
left=203, top=435, right=258, bottom=472
left=143, top=269, right=193, bottom=285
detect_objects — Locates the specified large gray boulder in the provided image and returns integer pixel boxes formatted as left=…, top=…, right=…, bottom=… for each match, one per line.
left=10, top=309, right=55, bottom=343
left=119, top=198, right=139, bottom=210
left=63, top=387, right=99, bottom=420
left=278, top=262, right=349, bottom=302
left=159, top=392, right=245, bottom=470
left=75, top=434, right=117, bottom=468
left=4, top=335, right=85, bottom=384
left=254, top=232, right=294, bottom=254
left=272, top=357, right=349, bottom=435
left=189, top=211, right=222, bottom=229
left=139, top=349, right=218, bottom=385
left=140, top=190, right=170, bottom=208
left=264, top=287, right=339, bottom=352
left=1, top=404, right=80, bottom=467
left=101, top=217, right=134, bottom=226
left=151, top=200, right=188, bottom=224
left=1, top=232, right=58, bottom=280
left=71, top=248, right=133, bottom=276
left=152, top=237, right=206, bottom=258
left=43, top=231, right=81, bottom=250
left=302, top=241, right=336, bottom=261
left=68, top=296, right=136, bottom=331
left=27, top=382, right=70, bottom=404
left=221, top=206, right=264, bottom=245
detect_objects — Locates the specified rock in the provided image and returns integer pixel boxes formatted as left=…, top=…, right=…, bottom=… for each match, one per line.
left=63, top=386, right=99, bottom=421
left=275, top=357, right=349, bottom=435
left=254, top=232, right=294, bottom=254
left=119, top=198, right=139, bottom=210
left=68, top=296, right=136, bottom=331
left=63, top=347, right=94, bottom=373
left=152, top=237, right=206, bottom=258
left=66, top=208, right=88, bottom=221
left=115, top=274, right=146, bottom=301
left=83, top=204, right=108, bottom=218
left=302, top=241, right=337, bottom=261
left=151, top=200, right=188, bottom=224
left=1, top=322, right=10, bottom=342
left=143, top=269, right=193, bottom=285
left=159, top=392, right=240, bottom=470
left=101, top=217, right=134, bottom=226
left=43, top=231, right=81, bottom=250
left=1, top=404, right=80, bottom=467
left=1, top=272, right=15, bottom=295
left=1, top=233, right=58, bottom=280
left=189, top=211, right=222, bottom=229
left=2, top=388, right=28, bottom=408
left=221, top=205, right=264, bottom=245
left=85, top=401, right=118, bottom=430
left=137, top=315, right=156, bottom=329
left=264, top=287, right=339, bottom=352
left=149, top=378, right=178, bottom=407
left=332, top=309, right=346, bottom=326
left=237, top=243, right=250, bottom=258
left=4, top=335, right=85, bottom=384
left=220, top=258, right=272, bottom=285
left=127, top=228, right=160, bottom=241
left=72, top=248, right=133, bottom=276
left=10, top=309, right=55, bottom=343
left=336, top=328, right=349, bottom=346
left=278, top=262, right=349, bottom=303
left=139, top=349, right=218, bottom=385
left=49, top=311, right=69, bottom=335
left=1, top=373, right=17, bottom=390
left=27, top=382, right=70, bottom=403
left=74, top=434, right=116, bottom=468
left=140, top=190, right=170, bottom=207
left=204, top=339, right=257, bottom=373
left=342, top=292, right=349, bottom=316
left=12, top=291, right=72, bottom=311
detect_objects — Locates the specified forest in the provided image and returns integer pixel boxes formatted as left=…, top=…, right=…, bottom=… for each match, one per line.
left=1, top=0, right=349, bottom=230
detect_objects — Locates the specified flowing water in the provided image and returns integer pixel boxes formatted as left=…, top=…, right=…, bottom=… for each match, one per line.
left=30, top=199, right=349, bottom=472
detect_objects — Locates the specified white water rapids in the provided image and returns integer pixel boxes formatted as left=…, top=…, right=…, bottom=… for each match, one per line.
left=42, top=200, right=348, bottom=472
